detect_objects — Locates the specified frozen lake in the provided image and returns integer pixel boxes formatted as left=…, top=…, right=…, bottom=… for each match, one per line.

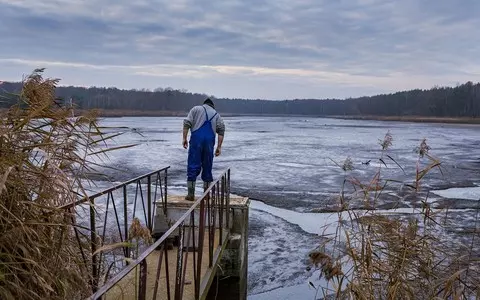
left=90, top=116, right=480, bottom=299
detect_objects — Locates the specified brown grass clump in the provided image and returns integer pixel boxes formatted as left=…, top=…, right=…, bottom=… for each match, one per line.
left=0, top=69, right=106, bottom=299
left=309, top=132, right=480, bottom=299
left=128, top=217, right=153, bottom=245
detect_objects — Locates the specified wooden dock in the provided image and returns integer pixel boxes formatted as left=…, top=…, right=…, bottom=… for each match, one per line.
left=101, top=229, right=226, bottom=300
left=100, top=195, right=249, bottom=300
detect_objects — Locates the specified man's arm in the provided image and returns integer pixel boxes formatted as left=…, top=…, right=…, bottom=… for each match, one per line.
left=215, top=134, right=224, bottom=156
left=182, top=127, right=189, bottom=149
left=217, top=134, right=224, bottom=148
left=215, top=115, right=225, bottom=156
left=183, top=107, right=195, bottom=149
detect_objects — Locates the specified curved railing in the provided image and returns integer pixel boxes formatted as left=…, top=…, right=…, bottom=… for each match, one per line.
left=87, top=168, right=231, bottom=300
left=61, top=167, right=170, bottom=294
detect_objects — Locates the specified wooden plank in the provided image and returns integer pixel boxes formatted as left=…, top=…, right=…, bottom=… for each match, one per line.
left=102, top=229, right=228, bottom=300
left=199, top=231, right=229, bottom=300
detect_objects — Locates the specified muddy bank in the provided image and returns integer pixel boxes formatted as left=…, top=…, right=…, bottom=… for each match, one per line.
left=328, top=115, right=480, bottom=125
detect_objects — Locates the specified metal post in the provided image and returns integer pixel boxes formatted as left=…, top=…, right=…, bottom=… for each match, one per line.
left=89, top=197, right=98, bottom=293
left=147, top=175, right=152, bottom=230
left=174, top=224, right=185, bottom=300
left=181, top=221, right=193, bottom=297
left=227, top=169, right=231, bottom=197
left=191, top=212, right=198, bottom=300
left=123, top=185, right=129, bottom=260
left=152, top=244, right=165, bottom=300
left=138, top=260, right=148, bottom=300
left=207, top=190, right=213, bottom=267
left=164, top=169, right=168, bottom=215
left=196, top=200, right=205, bottom=298
left=226, top=171, right=230, bottom=230
left=219, top=177, right=225, bottom=244
left=165, top=243, right=172, bottom=300
left=212, top=184, right=217, bottom=247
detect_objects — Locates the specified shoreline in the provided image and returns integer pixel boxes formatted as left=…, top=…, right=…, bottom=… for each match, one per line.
left=3, top=108, right=480, bottom=125
left=326, top=115, right=480, bottom=125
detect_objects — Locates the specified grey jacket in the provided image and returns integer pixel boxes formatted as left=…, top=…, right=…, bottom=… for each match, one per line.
left=183, top=104, right=225, bottom=136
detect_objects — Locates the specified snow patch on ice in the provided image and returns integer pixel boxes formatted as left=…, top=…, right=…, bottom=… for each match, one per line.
left=431, top=186, right=480, bottom=201
left=251, top=200, right=419, bottom=237
left=426, top=197, right=441, bottom=204
left=247, top=209, right=322, bottom=295
left=276, top=162, right=316, bottom=168
left=248, top=270, right=323, bottom=300
left=251, top=200, right=340, bottom=236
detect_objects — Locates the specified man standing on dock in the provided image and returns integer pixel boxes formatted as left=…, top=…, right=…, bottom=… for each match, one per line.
left=183, top=98, right=225, bottom=201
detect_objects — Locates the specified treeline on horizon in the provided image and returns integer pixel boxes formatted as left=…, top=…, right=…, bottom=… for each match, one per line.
left=1, top=80, right=479, bottom=117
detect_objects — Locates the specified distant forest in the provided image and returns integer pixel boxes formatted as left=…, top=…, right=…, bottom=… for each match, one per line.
left=1, top=80, right=479, bottom=118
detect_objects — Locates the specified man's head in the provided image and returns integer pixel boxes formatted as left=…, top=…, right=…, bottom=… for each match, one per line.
left=204, top=98, right=215, bottom=108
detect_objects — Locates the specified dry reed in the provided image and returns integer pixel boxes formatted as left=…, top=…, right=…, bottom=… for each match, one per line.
left=309, top=132, right=480, bottom=299
left=0, top=69, right=115, bottom=299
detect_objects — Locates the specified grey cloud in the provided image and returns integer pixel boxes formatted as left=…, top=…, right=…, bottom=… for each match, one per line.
left=0, top=0, right=479, bottom=99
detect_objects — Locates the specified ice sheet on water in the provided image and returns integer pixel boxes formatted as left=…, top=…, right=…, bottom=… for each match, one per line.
left=251, top=200, right=340, bottom=236
left=251, top=200, right=420, bottom=237
left=275, top=162, right=317, bottom=168
left=247, top=209, right=322, bottom=295
left=90, top=116, right=480, bottom=298
left=431, top=186, right=480, bottom=201
left=248, top=200, right=419, bottom=298
left=94, top=116, right=480, bottom=211
left=248, top=266, right=346, bottom=300
left=249, top=200, right=479, bottom=299
left=248, top=278, right=320, bottom=300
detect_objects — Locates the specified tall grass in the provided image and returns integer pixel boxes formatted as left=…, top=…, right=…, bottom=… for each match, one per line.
left=0, top=69, right=112, bottom=299
left=309, top=132, right=480, bottom=299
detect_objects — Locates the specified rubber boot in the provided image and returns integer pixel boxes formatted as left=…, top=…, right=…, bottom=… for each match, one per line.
left=185, top=181, right=195, bottom=201
left=203, top=181, right=212, bottom=192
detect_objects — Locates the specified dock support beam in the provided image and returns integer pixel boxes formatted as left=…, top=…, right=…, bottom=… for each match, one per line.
left=206, top=202, right=249, bottom=300
left=152, top=195, right=250, bottom=300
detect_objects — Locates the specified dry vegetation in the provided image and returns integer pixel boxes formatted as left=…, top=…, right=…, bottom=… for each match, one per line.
left=0, top=69, right=112, bottom=299
left=309, top=132, right=480, bottom=299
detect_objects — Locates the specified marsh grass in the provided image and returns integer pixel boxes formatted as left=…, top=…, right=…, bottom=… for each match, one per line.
left=309, top=132, right=480, bottom=299
left=0, top=69, right=136, bottom=299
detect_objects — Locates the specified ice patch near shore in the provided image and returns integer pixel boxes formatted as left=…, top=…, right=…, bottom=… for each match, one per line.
left=276, top=162, right=317, bottom=168
left=251, top=200, right=339, bottom=236
left=248, top=271, right=322, bottom=300
left=251, top=200, right=418, bottom=237
left=248, top=200, right=479, bottom=299
left=431, top=186, right=480, bottom=201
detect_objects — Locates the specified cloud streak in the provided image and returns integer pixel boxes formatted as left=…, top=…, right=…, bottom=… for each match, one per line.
left=0, top=0, right=479, bottom=99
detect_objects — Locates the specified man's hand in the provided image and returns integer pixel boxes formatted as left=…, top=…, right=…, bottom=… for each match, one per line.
left=183, top=127, right=189, bottom=149
left=215, top=135, right=224, bottom=157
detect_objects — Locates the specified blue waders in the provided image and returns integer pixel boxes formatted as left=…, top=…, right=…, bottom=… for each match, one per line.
left=186, top=106, right=217, bottom=200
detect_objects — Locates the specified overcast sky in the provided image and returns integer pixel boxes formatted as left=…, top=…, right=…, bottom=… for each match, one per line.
left=0, top=0, right=479, bottom=99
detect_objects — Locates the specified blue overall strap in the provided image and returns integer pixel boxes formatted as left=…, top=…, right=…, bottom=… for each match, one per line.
left=202, top=105, right=217, bottom=122
left=209, top=112, right=217, bottom=121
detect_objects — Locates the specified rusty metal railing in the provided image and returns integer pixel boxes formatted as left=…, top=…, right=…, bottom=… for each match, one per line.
left=61, top=167, right=170, bottom=294
left=87, top=168, right=231, bottom=300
